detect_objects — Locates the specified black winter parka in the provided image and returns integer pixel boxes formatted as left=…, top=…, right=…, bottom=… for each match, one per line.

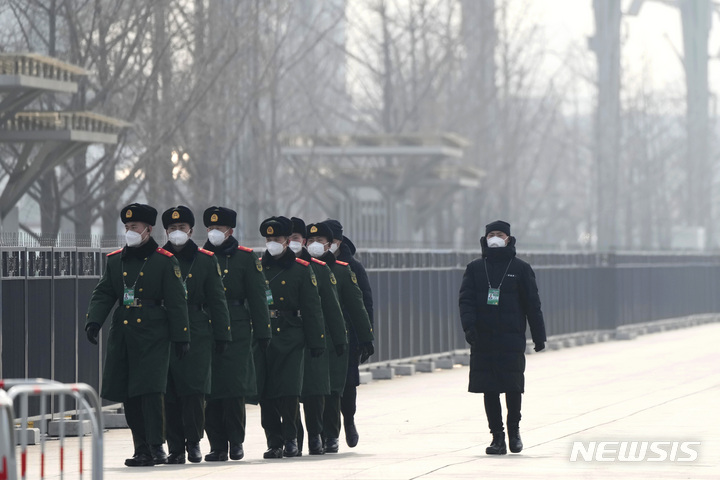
left=458, top=237, right=546, bottom=393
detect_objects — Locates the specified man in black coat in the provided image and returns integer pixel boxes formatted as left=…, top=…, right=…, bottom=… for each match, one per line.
left=322, top=219, right=375, bottom=449
left=458, top=220, right=546, bottom=455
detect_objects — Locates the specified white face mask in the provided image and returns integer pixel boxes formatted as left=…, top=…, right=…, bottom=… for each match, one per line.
left=308, top=241, right=326, bottom=258
left=125, top=228, right=147, bottom=247
left=487, top=236, right=506, bottom=248
left=266, top=241, right=285, bottom=257
left=289, top=240, right=303, bottom=254
left=168, top=230, right=189, bottom=246
left=207, top=229, right=226, bottom=246
left=329, top=243, right=339, bottom=254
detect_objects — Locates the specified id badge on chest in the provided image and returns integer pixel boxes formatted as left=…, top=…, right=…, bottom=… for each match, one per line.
left=123, top=287, right=135, bottom=306
left=265, top=287, right=274, bottom=306
left=487, top=288, right=500, bottom=305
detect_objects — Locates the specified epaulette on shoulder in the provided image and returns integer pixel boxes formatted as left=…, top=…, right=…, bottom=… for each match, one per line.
left=295, top=258, right=310, bottom=267
left=238, top=245, right=254, bottom=252
left=198, top=248, right=214, bottom=256
left=107, top=248, right=123, bottom=257
left=311, top=258, right=326, bottom=266
left=336, top=260, right=349, bottom=266
left=156, top=247, right=174, bottom=257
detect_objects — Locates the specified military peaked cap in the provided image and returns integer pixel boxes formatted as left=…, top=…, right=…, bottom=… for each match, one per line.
left=162, top=205, right=195, bottom=229
left=305, top=222, right=333, bottom=242
left=259, top=216, right=292, bottom=237
left=203, top=206, right=236, bottom=228
left=121, top=203, right=157, bottom=226
left=290, top=217, right=307, bottom=237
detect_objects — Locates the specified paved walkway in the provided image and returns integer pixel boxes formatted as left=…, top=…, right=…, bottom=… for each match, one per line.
left=20, top=322, right=720, bottom=479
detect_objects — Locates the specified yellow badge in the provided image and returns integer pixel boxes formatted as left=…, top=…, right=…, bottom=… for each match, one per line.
left=267, top=226, right=274, bottom=235
left=310, top=225, right=318, bottom=234
left=330, top=273, right=337, bottom=285
left=125, top=209, right=133, bottom=218
left=174, top=265, right=182, bottom=278
left=217, top=263, right=222, bottom=276
left=311, top=274, right=317, bottom=286
left=210, top=213, right=218, bottom=223
left=350, top=272, right=358, bottom=284
left=256, top=258, right=263, bottom=272
left=172, top=210, right=180, bottom=219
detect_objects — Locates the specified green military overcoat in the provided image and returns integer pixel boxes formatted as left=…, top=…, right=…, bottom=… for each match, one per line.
left=299, top=251, right=348, bottom=397
left=325, top=255, right=374, bottom=394
left=203, top=237, right=272, bottom=399
left=256, top=248, right=326, bottom=399
left=163, top=240, right=231, bottom=397
left=85, top=238, right=190, bottom=402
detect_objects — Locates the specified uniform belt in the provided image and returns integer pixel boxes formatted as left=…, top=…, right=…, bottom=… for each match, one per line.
left=269, top=309, right=300, bottom=319
left=187, top=304, right=204, bottom=311
left=227, top=299, right=245, bottom=306
left=130, top=299, right=164, bottom=308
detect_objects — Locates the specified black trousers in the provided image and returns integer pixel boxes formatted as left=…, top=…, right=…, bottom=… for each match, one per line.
left=323, top=393, right=342, bottom=439
left=483, top=392, right=522, bottom=433
left=204, top=397, right=246, bottom=452
left=340, top=382, right=357, bottom=425
left=296, top=395, right=324, bottom=450
left=260, top=396, right=299, bottom=449
left=124, top=393, right=165, bottom=455
left=165, top=393, right=204, bottom=455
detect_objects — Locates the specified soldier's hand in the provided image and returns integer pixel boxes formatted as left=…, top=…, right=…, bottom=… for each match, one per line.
left=534, top=341, right=545, bottom=352
left=310, top=347, right=325, bottom=358
left=175, top=342, right=190, bottom=360
left=359, top=342, right=374, bottom=364
left=334, top=343, right=346, bottom=357
left=464, top=329, right=477, bottom=346
left=215, top=341, right=228, bottom=354
left=257, top=338, right=271, bottom=351
left=85, top=323, right=100, bottom=345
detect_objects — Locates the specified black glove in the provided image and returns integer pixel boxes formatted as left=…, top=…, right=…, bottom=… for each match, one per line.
left=257, top=337, right=271, bottom=351
left=359, top=342, right=374, bottom=364
left=334, top=343, right=346, bottom=356
left=175, top=342, right=190, bottom=360
left=215, top=341, right=228, bottom=354
left=534, top=342, right=545, bottom=352
left=85, top=323, right=100, bottom=345
left=310, top=347, right=325, bottom=358
left=464, top=329, right=476, bottom=346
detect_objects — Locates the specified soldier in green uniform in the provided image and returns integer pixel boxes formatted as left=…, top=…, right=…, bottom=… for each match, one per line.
left=84, top=203, right=190, bottom=467
left=307, top=221, right=374, bottom=453
left=288, top=217, right=347, bottom=456
left=201, top=206, right=272, bottom=462
left=160, top=206, right=231, bottom=464
left=257, top=216, right=326, bottom=459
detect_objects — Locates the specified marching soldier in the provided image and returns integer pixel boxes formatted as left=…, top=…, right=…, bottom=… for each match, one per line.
left=201, top=206, right=272, bottom=462
left=257, top=216, right=326, bottom=459
left=160, top=206, right=231, bottom=464
left=288, top=217, right=347, bottom=455
left=84, top=203, right=190, bottom=467
left=307, top=221, right=374, bottom=453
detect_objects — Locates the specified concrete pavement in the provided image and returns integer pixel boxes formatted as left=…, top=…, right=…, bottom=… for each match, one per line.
left=19, top=321, right=720, bottom=479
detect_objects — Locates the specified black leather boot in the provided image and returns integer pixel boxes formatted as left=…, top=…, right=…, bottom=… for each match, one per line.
left=486, top=431, right=507, bottom=455
left=229, top=443, right=244, bottom=460
left=508, top=426, right=523, bottom=453
left=308, top=434, right=324, bottom=455
left=186, top=441, right=202, bottom=463
left=150, top=444, right=168, bottom=464
left=283, top=439, right=299, bottom=457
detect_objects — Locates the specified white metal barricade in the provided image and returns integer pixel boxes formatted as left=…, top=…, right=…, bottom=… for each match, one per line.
left=0, top=389, right=18, bottom=480
left=0, top=379, right=103, bottom=480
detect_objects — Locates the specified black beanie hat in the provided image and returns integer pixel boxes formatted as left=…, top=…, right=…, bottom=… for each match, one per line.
left=485, top=220, right=511, bottom=236
left=306, top=222, right=334, bottom=242
left=121, top=203, right=157, bottom=226
left=162, top=205, right=195, bottom=229
left=259, top=216, right=292, bottom=237
left=290, top=217, right=306, bottom=237
left=203, top=206, right=237, bottom=228
left=322, top=219, right=343, bottom=240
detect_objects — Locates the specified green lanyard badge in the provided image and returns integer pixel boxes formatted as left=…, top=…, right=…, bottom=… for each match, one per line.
left=484, top=258, right=513, bottom=306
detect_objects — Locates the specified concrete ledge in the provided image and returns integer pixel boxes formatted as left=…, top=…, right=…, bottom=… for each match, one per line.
left=102, top=412, right=128, bottom=429
left=14, top=428, right=39, bottom=445
left=359, top=371, right=373, bottom=384
left=453, top=353, right=470, bottom=366
left=414, top=361, right=435, bottom=372
left=394, top=364, right=415, bottom=376
left=48, top=419, right=91, bottom=437
left=435, top=358, right=454, bottom=369
left=371, top=367, right=395, bottom=380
